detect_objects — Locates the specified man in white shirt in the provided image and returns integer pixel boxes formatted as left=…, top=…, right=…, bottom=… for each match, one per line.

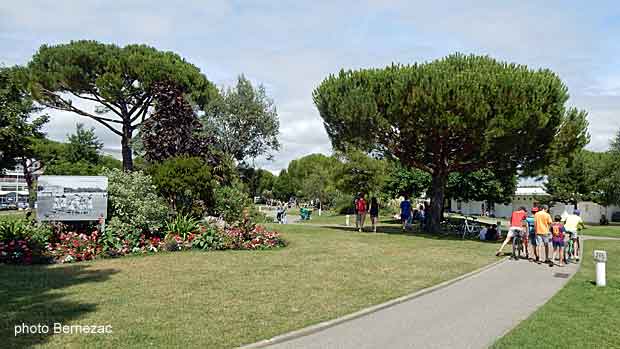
left=563, top=209, right=585, bottom=260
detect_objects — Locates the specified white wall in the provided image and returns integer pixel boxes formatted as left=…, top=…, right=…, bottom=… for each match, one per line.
left=450, top=198, right=620, bottom=224
left=550, top=202, right=620, bottom=224
left=450, top=198, right=539, bottom=218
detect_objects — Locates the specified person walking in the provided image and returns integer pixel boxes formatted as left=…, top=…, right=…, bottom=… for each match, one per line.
left=550, top=215, right=567, bottom=267
left=418, top=205, right=426, bottom=230
left=496, top=206, right=527, bottom=257
left=563, top=209, right=585, bottom=261
left=356, top=193, right=368, bottom=232
left=400, top=195, right=412, bottom=231
left=353, top=193, right=360, bottom=229
left=525, top=207, right=538, bottom=260
left=369, top=197, right=379, bottom=232
left=534, top=205, right=553, bottom=264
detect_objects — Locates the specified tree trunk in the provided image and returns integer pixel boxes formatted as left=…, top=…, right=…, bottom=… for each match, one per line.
left=20, top=157, right=36, bottom=209
left=121, top=126, right=134, bottom=171
left=428, top=171, right=448, bottom=233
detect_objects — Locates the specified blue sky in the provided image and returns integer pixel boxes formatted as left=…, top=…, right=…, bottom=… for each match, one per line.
left=1, top=0, right=619, bottom=172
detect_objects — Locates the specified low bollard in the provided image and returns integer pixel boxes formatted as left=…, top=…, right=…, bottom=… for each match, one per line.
left=345, top=215, right=350, bottom=227
left=593, top=250, right=607, bottom=287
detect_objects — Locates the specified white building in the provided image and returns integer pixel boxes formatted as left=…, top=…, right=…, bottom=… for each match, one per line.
left=0, top=164, right=29, bottom=204
left=449, top=178, right=620, bottom=224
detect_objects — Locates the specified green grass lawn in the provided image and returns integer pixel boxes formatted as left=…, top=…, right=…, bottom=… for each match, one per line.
left=299, top=211, right=397, bottom=226
left=0, top=209, right=27, bottom=218
left=492, top=239, right=620, bottom=349
left=1, top=224, right=500, bottom=348
left=581, top=224, right=620, bottom=238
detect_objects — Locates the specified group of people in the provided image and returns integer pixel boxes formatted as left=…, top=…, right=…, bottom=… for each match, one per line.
left=399, top=195, right=428, bottom=231
left=497, top=205, right=584, bottom=266
left=352, top=193, right=429, bottom=233
left=275, top=205, right=287, bottom=224
left=353, top=193, right=380, bottom=232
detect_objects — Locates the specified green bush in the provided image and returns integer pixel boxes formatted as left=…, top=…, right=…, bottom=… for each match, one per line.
left=102, top=168, right=169, bottom=230
left=0, top=217, right=54, bottom=264
left=192, top=224, right=224, bottom=250
left=249, top=208, right=274, bottom=224
left=0, top=218, right=29, bottom=241
left=0, top=217, right=53, bottom=246
left=100, top=217, right=135, bottom=252
left=165, top=214, right=199, bottom=240
left=149, top=156, right=217, bottom=216
left=333, top=196, right=355, bottom=214
left=213, top=182, right=252, bottom=224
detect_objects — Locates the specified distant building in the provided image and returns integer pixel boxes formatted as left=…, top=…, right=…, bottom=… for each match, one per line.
left=0, top=161, right=44, bottom=205
left=0, top=164, right=29, bottom=204
left=449, top=178, right=620, bottom=224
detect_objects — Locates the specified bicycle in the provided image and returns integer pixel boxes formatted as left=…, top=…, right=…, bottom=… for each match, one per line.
left=458, top=216, right=481, bottom=239
left=511, top=230, right=525, bottom=259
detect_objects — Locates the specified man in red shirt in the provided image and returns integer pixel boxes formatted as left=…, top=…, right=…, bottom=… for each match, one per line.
left=356, top=193, right=367, bottom=232
left=496, top=206, right=527, bottom=257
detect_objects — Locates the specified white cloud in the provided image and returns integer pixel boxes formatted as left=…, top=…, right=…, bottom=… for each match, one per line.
left=2, top=0, right=620, bottom=171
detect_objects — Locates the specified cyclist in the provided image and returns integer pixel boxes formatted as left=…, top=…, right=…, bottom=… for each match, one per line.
left=496, top=206, right=527, bottom=257
left=563, top=209, right=585, bottom=261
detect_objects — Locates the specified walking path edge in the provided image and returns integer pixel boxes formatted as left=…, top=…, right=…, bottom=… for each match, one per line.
left=238, top=256, right=509, bottom=349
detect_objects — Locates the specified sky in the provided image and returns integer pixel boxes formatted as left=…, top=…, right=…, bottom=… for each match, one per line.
left=1, top=0, right=619, bottom=173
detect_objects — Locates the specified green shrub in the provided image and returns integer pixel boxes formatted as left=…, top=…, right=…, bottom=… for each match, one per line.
left=0, top=217, right=54, bottom=264
left=333, top=196, right=355, bottom=214
left=0, top=217, right=53, bottom=246
left=102, top=168, right=169, bottom=230
left=192, top=224, right=224, bottom=250
left=248, top=208, right=274, bottom=224
left=213, top=182, right=252, bottom=224
left=165, top=214, right=199, bottom=240
left=149, top=156, right=217, bottom=216
left=100, top=217, right=133, bottom=252
left=0, top=218, right=29, bottom=241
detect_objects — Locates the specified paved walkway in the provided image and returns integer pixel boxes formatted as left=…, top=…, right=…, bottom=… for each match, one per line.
left=263, top=258, right=580, bottom=349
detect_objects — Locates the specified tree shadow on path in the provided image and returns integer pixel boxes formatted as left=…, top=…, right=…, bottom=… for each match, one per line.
left=0, top=263, right=119, bottom=348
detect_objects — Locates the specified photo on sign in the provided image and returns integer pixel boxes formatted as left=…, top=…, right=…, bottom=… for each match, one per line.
left=36, top=176, right=108, bottom=221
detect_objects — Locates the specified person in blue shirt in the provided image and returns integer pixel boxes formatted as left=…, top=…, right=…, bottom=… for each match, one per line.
left=400, top=195, right=412, bottom=231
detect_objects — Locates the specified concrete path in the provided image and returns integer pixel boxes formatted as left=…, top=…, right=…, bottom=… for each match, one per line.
left=262, top=258, right=580, bottom=349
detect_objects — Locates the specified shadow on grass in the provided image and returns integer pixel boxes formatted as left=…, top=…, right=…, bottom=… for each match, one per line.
left=318, top=224, right=504, bottom=243
left=0, top=264, right=119, bottom=348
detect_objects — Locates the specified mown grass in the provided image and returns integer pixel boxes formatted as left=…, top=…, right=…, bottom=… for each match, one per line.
left=581, top=224, right=620, bottom=238
left=1, top=224, right=499, bottom=348
left=0, top=209, right=28, bottom=218
left=493, top=239, right=620, bottom=349
left=299, top=211, right=395, bottom=226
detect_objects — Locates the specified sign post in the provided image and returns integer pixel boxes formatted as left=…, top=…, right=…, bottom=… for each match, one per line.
left=36, top=176, right=108, bottom=222
left=593, top=250, right=607, bottom=287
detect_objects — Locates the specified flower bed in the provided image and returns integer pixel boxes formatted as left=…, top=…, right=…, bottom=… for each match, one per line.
left=46, top=232, right=102, bottom=263
left=0, top=211, right=286, bottom=265
left=0, top=239, right=34, bottom=264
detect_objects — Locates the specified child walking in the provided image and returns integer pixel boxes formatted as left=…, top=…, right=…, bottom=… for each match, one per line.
left=551, top=215, right=567, bottom=267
